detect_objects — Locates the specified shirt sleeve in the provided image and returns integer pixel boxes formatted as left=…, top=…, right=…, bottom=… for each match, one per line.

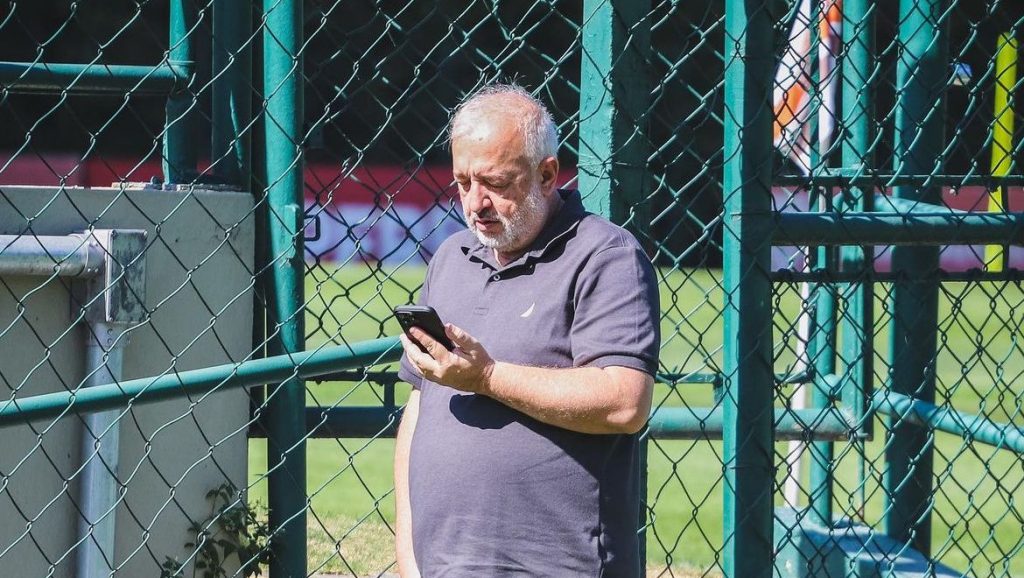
left=570, top=243, right=660, bottom=376
left=398, top=261, right=433, bottom=390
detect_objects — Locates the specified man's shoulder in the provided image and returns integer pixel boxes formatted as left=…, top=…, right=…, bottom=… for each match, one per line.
left=574, top=212, right=644, bottom=253
left=430, top=228, right=475, bottom=262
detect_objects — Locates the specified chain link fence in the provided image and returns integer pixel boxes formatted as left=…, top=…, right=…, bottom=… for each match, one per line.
left=0, top=1, right=1021, bottom=577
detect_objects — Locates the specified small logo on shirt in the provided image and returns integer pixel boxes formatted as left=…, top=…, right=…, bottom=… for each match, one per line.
left=520, top=303, right=536, bottom=318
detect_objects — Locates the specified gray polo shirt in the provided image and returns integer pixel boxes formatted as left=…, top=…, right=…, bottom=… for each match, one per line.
left=399, top=189, right=660, bottom=577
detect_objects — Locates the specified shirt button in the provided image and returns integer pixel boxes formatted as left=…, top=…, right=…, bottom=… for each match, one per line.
left=492, top=274, right=500, bottom=281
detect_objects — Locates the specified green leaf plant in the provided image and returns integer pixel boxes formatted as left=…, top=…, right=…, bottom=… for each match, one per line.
left=161, top=483, right=272, bottom=578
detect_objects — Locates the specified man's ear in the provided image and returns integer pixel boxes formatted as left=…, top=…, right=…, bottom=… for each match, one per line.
left=538, top=156, right=559, bottom=194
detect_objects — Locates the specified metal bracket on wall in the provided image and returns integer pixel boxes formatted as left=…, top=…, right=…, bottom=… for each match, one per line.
left=71, top=229, right=148, bottom=325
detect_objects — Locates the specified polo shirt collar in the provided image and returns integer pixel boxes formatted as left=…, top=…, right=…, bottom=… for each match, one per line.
left=461, top=189, right=586, bottom=268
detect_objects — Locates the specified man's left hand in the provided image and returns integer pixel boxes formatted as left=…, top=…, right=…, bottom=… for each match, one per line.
left=400, top=323, right=495, bottom=393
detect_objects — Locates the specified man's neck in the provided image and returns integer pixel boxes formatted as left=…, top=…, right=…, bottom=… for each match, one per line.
left=493, top=249, right=520, bottom=267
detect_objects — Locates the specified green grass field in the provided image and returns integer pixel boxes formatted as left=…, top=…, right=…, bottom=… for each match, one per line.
left=248, top=264, right=1024, bottom=576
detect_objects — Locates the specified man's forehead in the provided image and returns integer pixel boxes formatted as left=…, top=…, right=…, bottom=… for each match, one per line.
left=452, top=123, right=528, bottom=167
left=454, top=112, right=519, bottom=142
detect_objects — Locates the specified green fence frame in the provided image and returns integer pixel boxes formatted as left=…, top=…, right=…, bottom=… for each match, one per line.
left=720, top=2, right=776, bottom=575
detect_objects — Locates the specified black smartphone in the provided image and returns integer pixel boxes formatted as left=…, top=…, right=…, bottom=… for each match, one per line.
left=394, top=305, right=455, bottom=353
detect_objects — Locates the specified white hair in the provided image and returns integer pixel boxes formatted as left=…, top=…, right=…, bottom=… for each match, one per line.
left=448, top=83, right=559, bottom=166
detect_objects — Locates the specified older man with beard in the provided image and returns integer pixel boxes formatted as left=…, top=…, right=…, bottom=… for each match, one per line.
left=395, top=83, right=660, bottom=578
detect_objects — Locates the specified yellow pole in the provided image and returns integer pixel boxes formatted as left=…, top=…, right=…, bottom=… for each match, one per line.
left=986, top=32, right=1018, bottom=272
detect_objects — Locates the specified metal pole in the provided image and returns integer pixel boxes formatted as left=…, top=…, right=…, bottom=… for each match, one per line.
left=885, top=0, right=946, bottom=556
left=772, top=211, right=1024, bottom=246
left=76, top=322, right=129, bottom=578
left=722, top=1, right=775, bottom=575
left=262, top=0, right=307, bottom=574
left=0, top=61, right=190, bottom=95
left=807, top=264, right=836, bottom=527
left=164, top=0, right=199, bottom=184
left=212, top=0, right=252, bottom=187
left=578, top=0, right=651, bottom=240
left=0, top=234, right=104, bottom=278
left=0, top=337, right=400, bottom=426
left=873, top=392, right=1024, bottom=454
left=832, top=0, right=875, bottom=527
left=578, top=1, right=651, bottom=572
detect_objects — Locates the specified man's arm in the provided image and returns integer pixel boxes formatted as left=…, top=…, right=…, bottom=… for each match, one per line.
left=483, top=361, right=653, bottom=434
left=394, top=389, right=420, bottom=578
left=400, top=327, right=654, bottom=434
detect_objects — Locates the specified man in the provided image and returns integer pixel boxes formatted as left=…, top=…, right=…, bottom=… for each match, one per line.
left=396, top=83, right=660, bottom=577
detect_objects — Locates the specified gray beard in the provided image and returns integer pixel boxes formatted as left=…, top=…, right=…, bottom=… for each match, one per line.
left=466, top=186, right=545, bottom=252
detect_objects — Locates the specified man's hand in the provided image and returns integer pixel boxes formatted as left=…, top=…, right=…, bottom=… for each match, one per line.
left=399, top=323, right=495, bottom=393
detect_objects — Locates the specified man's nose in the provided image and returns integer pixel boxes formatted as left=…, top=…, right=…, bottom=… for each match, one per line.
left=465, top=182, right=491, bottom=214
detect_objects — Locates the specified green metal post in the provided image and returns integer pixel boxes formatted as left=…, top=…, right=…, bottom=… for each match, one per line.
left=578, top=2, right=651, bottom=570
left=885, top=0, right=946, bottom=557
left=164, top=0, right=199, bottom=184
left=578, top=0, right=651, bottom=239
left=834, top=0, right=875, bottom=527
left=212, top=0, right=251, bottom=187
left=807, top=264, right=836, bottom=527
left=263, top=0, right=307, bottom=575
left=722, top=1, right=775, bottom=576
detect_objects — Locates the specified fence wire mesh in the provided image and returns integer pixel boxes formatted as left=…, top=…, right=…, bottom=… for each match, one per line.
left=0, top=0, right=1021, bottom=577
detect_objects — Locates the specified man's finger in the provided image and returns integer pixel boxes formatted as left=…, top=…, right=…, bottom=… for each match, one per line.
left=399, top=334, right=426, bottom=363
left=401, top=333, right=441, bottom=376
left=410, top=327, right=448, bottom=360
left=445, top=323, right=477, bottom=348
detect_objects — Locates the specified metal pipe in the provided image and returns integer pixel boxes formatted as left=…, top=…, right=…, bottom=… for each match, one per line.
left=836, top=0, right=876, bottom=529
left=163, top=0, right=199, bottom=184
left=578, top=0, right=651, bottom=238
left=0, top=234, right=103, bottom=278
left=0, top=61, right=190, bottom=95
left=76, top=322, right=129, bottom=578
left=722, top=1, right=775, bottom=575
left=187, top=403, right=862, bottom=442
left=262, top=0, right=307, bottom=574
left=774, top=172, right=1024, bottom=187
left=873, top=392, right=1024, bottom=454
left=212, top=0, right=252, bottom=187
left=885, top=0, right=947, bottom=556
left=0, top=337, right=401, bottom=426
left=772, top=211, right=1024, bottom=246
left=771, top=268, right=1024, bottom=283
left=651, top=407, right=851, bottom=441
left=807, top=267, right=837, bottom=525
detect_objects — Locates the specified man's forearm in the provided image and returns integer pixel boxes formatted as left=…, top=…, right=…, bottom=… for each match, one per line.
left=394, top=390, right=420, bottom=578
left=480, top=363, right=653, bottom=435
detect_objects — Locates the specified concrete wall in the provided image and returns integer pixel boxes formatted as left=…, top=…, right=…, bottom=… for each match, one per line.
left=0, top=186, right=254, bottom=577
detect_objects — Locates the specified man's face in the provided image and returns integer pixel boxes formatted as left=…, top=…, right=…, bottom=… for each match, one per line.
left=451, top=117, right=547, bottom=253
